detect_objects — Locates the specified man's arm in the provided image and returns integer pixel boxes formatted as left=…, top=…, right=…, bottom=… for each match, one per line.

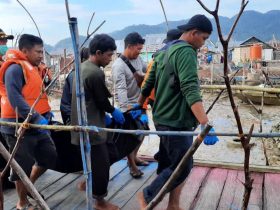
left=191, top=101, right=208, bottom=125
left=175, top=48, right=208, bottom=124
left=112, top=62, right=129, bottom=111
left=4, top=64, right=43, bottom=122
left=86, top=70, right=115, bottom=113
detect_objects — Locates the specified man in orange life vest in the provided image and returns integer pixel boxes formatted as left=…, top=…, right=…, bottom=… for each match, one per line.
left=0, top=34, right=57, bottom=210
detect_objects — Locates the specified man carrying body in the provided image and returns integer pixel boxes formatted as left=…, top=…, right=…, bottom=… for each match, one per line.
left=112, top=32, right=149, bottom=178
left=71, top=34, right=125, bottom=210
left=0, top=34, right=57, bottom=210
left=137, top=15, right=219, bottom=210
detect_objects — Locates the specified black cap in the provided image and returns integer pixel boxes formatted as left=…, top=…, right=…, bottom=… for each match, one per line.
left=177, top=14, right=212, bottom=34
left=0, top=29, right=14, bottom=40
left=163, top=29, right=183, bottom=44
left=124, top=32, right=145, bottom=45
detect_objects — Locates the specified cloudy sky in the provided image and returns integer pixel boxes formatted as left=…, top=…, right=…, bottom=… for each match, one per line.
left=0, top=0, right=279, bottom=46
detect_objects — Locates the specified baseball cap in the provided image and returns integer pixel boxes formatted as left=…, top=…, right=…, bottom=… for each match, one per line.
left=163, top=29, right=183, bottom=44
left=0, top=29, right=14, bottom=40
left=177, top=14, right=213, bottom=34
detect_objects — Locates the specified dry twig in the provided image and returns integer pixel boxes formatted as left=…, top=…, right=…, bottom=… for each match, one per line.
left=196, top=0, right=253, bottom=209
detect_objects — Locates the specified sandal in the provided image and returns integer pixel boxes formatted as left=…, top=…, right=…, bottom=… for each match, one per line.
left=16, top=203, right=39, bottom=210
left=129, top=169, right=144, bottom=179
left=135, top=159, right=149, bottom=166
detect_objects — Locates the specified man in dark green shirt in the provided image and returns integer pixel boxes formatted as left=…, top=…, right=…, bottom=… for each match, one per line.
left=137, top=15, right=219, bottom=210
left=71, top=34, right=125, bottom=210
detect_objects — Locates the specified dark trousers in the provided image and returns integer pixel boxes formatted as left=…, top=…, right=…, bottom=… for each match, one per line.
left=143, top=125, right=193, bottom=204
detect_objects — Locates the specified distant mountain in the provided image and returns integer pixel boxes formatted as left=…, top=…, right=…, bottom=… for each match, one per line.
left=47, top=10, right=280, bottom=54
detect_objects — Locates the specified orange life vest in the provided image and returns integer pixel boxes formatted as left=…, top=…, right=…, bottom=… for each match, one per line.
left=0, top=49, right=51, bottom=118
left=142, top=60, right=155, bottom=109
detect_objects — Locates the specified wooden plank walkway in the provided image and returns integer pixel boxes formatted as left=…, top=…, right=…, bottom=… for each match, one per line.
left=4, top=160, right=280, bottom=210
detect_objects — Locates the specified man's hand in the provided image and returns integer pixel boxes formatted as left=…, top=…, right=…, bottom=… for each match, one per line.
left=139, top=114, right=148, bottom=125
left=112, top=108, right=125, bottom=125
left=105, top=114, right=112, bottom=126
left=203, top=127, right=219, bottom=145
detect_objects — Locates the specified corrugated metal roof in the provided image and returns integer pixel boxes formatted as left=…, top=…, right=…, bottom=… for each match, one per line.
left=115, top=34, right=165, bottom=53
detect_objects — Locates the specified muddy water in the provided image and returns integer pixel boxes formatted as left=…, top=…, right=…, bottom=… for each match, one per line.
left=50, top=92, right=280, bottom=167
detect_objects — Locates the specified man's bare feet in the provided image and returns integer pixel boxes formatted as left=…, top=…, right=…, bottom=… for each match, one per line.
left=137, top=191, right=147, bottom=210
left=16, top=202, right=37, bottom=210
left=94, top=199, right=119, bottom=210
left=77, top=180, right=86, bottom=191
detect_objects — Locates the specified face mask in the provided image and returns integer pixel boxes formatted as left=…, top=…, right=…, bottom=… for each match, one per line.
left=0, top=45, right=8, bottom=56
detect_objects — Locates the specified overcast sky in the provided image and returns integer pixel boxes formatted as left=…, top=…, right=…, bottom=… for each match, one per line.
left=0, top=0, right=279, bottom=45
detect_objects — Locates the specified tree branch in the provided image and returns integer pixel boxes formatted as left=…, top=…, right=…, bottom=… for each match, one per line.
left=226, top=0, right=249, bottom=42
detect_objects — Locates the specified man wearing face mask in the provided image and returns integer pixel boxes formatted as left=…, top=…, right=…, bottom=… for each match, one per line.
left=0, top=29, right=14, bottom=67
left=0, top=29, right=15, bottom=190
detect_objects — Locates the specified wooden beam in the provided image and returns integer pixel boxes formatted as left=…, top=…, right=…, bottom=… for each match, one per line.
left=201, top=85, right=280, bottom=94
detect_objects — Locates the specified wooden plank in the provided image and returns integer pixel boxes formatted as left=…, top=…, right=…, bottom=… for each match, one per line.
left=154, top=166, right=210, bottom=210
left=231, top=170, right=245, bottom=210
left=194, top=159, right=280, bottom=173
left=264, top=173, right=280, bottom=210
left=217, top=170, right=238, bottom=210
left=192, top=168, right=228, bottom=210
left=4, top=170, right=66, bottom=210
left=248, top=172, right=263, bottom=210
left=54, top=160, right=129, bottom=209
left=108, top=163, right=157, bottom=208
left=122, top=173, right=157, bottom=210
left=46, top=175, right=84, bottom=209
left=201, top=85, right=280, bottom=94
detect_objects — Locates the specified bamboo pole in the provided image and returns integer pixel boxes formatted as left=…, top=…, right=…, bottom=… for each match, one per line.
left=145, top=124, right=213, bottom=210
left=65, top=2, right=93, bottom=209
left=0, top=142, right=49, bottom=210
left=1, top=121, right=280, bottom=138
left=201, top=85, right=280, bottom=94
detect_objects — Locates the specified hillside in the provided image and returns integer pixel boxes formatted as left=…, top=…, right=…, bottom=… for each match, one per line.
left=48, top=10, right=280, bottom=53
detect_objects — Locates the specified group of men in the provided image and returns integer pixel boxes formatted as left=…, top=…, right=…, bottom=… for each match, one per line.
left=0, top=14, right=219, bottom=210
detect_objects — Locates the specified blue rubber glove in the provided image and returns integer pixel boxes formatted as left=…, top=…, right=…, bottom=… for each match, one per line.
left=105, top=114, right=112, bottom=126
left=203, top=127, right=219, bottom=145
left=130, top=110, right=142, bottom=119
left=37, top=117, right=49, bottom=134
left=112, top=108, right=125, bottom=125
left=38, top=117, right=48, bottom=125
left=132, top=104, right=141, bottom=109
left=139, top=114, right=148, bottom=125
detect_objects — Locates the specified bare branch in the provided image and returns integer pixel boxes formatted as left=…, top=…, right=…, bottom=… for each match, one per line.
left=226, top=0, right=249, bottom=42
left=215, top=0, right=220, bottom=12
left=80, top=20, right=106, bottom=48
left=87, top=12, right=95, bottom=35
left=16, top=0, right=41, bottom=38
left=196, top=0, right=214, bottom=14
left=159, top=0, right=169, bottom=32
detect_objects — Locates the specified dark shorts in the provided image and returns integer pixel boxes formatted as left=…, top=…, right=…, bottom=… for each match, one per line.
left=3, top=133, right=57, bottom=181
